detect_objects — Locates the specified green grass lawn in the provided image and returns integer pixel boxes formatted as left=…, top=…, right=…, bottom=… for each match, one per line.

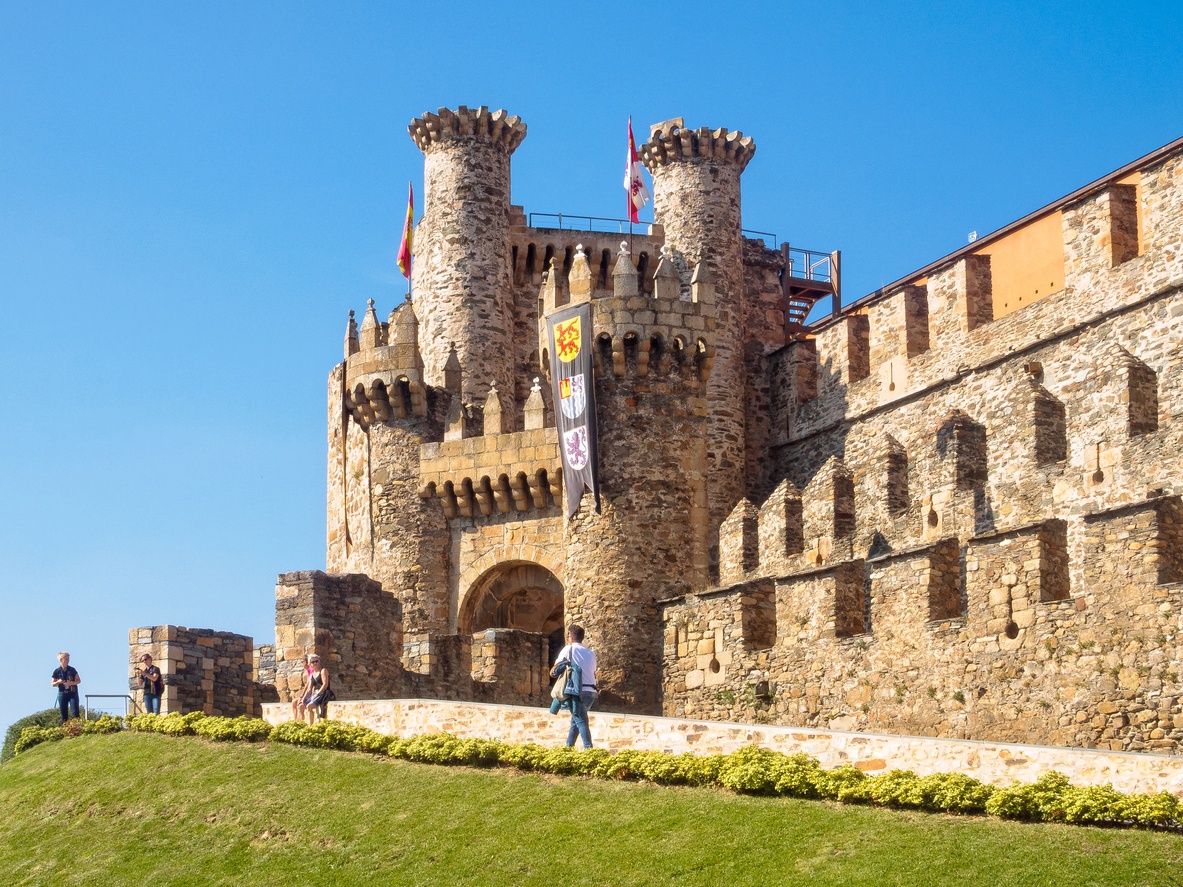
left=2, top=732, right=1182, bottom=886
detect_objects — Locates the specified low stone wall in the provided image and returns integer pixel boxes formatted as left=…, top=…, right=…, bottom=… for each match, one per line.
left=261, top=698, right=1183, bottom=796
left=130, top=625, right=257, bottom=717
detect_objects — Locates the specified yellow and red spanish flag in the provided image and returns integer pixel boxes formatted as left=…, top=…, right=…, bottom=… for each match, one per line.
left=397, top=182, right=414, bottom=279
left=624, top=118, right=650, bottom=224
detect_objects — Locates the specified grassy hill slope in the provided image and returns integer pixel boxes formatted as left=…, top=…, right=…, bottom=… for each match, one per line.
left=2, top=732, right=1181, bottom=886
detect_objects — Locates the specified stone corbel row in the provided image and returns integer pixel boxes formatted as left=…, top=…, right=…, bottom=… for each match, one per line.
left=640, top=123, right=755, bottom=171
left=346, top=377, right=427, bottom=429
left=408, top=106, right=527, bottom=153
left=592, top=333, right=714, bottom=382
left=420, top=468, right=562, bottom=520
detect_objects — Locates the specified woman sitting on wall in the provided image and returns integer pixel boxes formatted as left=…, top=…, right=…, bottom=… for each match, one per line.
left=303, top=654, right=332, bottom=726
left=290, top=654, right=313, bottom=721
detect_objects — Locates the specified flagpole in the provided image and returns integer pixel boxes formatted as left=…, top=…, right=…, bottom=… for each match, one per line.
left=628, top=118, right=634, bottom=253
left=408, top=180, right=413, bottom=304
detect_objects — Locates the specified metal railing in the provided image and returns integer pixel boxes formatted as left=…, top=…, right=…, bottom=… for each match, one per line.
left=784, top=246, right=836, bottom=284
left=84, top=694, right=138, bottom=720
left=742, top=228, right=778, bottom=247
left=528, top=213, right=652, bottom=234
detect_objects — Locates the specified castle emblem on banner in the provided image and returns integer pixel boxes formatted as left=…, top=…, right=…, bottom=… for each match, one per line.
left=558, top=374, right=586, bottom=419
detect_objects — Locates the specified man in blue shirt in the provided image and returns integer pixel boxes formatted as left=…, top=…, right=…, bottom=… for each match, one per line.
left=51, top=651, right=81, bottom=723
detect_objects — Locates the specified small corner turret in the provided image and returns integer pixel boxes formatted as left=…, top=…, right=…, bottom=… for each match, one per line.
left=341, top=298, right=427, bottom=429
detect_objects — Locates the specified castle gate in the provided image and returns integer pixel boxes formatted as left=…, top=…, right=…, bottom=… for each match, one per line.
left=458, top=561, right=565, bottom=659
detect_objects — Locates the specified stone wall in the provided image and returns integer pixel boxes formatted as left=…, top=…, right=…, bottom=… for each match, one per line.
left=662, top=495, right=1183, bottom=753
left=129, top=626, right=257, bottom=717
left=274, top=571, right=404, bottom=702
left=260, top=698, right=1183, bottom=797
left=272, top=571, right=553, bottom=709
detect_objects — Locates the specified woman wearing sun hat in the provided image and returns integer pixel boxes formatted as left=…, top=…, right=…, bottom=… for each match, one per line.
left=303, top=654, right=332, bottom=726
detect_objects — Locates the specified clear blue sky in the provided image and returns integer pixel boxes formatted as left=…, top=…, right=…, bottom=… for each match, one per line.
left=2, top=1, right=1180, bottom=737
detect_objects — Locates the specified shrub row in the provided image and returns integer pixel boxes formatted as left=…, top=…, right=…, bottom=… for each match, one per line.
left=2, top=708, right=62, bottom=765
left=14, top=713, right=1183, bottom=830
left=12, top=714, right=124, bottom=756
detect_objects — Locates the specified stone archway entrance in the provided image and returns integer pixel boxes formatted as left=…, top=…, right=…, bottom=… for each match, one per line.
left=458, top=561, right=565, bottom=661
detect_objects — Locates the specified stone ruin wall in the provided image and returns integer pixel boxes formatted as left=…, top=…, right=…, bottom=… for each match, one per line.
left=662, top=147, right=1183, bottom=753
left=271, top=570, right=549, bottom=708
left=129, top=625, right=260, bottom=717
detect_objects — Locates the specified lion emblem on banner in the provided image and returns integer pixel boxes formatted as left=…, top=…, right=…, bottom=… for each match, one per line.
left=562, top=426, right=590, bottom=471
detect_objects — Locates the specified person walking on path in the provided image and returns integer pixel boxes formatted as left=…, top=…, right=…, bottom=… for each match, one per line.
left=550, top=625, right=598, bottom=749
left=136, top=653, right=164, bottom=714
left=51, top=652, right=81, bottom=723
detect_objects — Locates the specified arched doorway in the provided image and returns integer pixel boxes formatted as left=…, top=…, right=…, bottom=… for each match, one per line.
left=458, top=561, right=565, bottom=661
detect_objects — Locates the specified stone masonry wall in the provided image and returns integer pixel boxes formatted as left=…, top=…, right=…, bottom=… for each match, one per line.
left=272, top=571, right=554, bottom=709
left=274, top=571, right=404, bottom=703
left=129, top=626, right=256, bottom=717
left=261, top=698, right=1183, bottom=797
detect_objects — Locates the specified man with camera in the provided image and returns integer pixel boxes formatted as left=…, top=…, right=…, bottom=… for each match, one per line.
left=135, top=653, right=164, bottom=714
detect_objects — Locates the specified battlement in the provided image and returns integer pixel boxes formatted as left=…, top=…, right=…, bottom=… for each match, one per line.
left=408, top=105, right=527, bottom=154
left=781, top=138, right=1183, bottom=441
left=418, top=428, right=562, bottom=519
left=639, top=119, right=756, bottom=172
left=537, top=244, right=717, bottom=386
left=342, top=300, right=428, bottom=429
left=510, top=227, right=665, bottom=295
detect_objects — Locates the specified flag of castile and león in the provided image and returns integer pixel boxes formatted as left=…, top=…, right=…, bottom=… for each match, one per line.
left=624, top=118, right=651, bottom=224
left=546, top=303, right=600, bottom=518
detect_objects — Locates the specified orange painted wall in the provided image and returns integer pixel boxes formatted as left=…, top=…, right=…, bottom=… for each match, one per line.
left=974, top=211, right=1065, bottom=320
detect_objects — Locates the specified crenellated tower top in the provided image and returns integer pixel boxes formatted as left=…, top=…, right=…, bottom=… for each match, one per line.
left=407, top=106, right=524, bottom=411
left=639, top=119, right=756, bottom=173
left=408, top=106, right=527, bottom=154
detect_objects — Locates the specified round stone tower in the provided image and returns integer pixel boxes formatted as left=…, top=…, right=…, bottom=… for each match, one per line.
left=409, top=106, right=527, bottom=411
left=640, top=122, right=756, bottom=559
left=556, top=246, right=714, bottom=714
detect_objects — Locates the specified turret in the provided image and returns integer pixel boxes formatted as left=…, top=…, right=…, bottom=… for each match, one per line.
left=409, top=106, right=527, bottom=411
left=326, top=297, right=451, bottom=634
left=641, top=119, right=756, bottom=564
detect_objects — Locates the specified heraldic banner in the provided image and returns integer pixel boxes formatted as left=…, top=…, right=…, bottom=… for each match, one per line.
left=546, top=302, right=601, bottom=518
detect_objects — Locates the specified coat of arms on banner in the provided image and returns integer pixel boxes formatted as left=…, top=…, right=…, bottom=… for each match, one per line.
left=562, top=426, right=590, bottom=470
left=555, top=317, right=582, bottom=363
left=558, top=374, right=586, bottom=420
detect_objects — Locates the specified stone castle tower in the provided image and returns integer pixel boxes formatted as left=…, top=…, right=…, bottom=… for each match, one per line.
left=244, top=105, right=1183, bottom=756
left=309, top=107, right=767, bottom=713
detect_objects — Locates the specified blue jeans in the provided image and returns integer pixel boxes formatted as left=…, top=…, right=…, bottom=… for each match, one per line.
left=566, top=689, right=597, bottom=749
left=58, top=690, right=79, bottom=722
left=143, top=692, right=161, bottom=715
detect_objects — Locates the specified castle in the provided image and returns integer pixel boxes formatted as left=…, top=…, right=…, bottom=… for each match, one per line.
left=132, top=106, right=1183, bottom=756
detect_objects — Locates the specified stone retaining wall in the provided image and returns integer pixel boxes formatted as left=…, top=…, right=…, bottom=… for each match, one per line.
left=260, top=698, right=1183, bottom=796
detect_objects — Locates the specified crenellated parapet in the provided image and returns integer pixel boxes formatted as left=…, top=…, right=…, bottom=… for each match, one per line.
left=418, top=428, right=562, bottom=520
left=639, top=119, right=756, bottom=173
left=537, top=244, right=717, bottom=387
left=341, top=299, right=430, bottom=430
left=408, top=105, right=527, bottom=154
